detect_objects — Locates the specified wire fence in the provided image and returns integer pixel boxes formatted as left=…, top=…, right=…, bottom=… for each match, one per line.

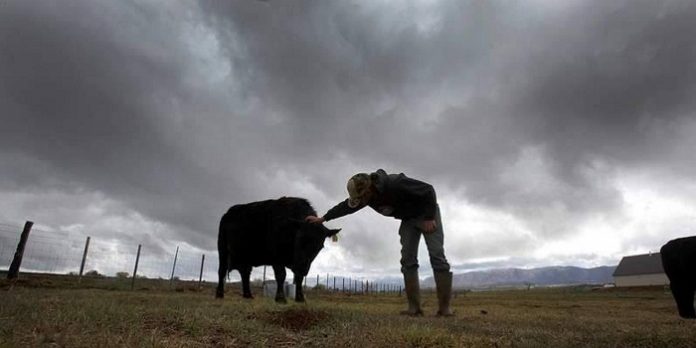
left=0, top=221, right=403, bottom=295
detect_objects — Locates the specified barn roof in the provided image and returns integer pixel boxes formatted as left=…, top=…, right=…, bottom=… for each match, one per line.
left=612, top=253, right=664, bottom=277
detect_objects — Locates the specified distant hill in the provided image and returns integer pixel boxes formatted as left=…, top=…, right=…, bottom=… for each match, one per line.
left=422, top=266, right=616, bottom=289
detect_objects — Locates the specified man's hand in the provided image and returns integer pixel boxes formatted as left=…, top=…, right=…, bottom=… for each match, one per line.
left=305, top=215, right=325, bottom=224
left=420, top=220, right=437, bottom=234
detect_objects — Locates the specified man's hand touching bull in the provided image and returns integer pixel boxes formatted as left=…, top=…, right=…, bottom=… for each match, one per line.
left=305, top=215, right=325, bottom=224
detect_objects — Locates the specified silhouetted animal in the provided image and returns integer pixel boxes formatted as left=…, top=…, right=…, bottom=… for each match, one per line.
left=661, top=236, right=696, bottom=319
left=216, top=197, right=340, bottom=303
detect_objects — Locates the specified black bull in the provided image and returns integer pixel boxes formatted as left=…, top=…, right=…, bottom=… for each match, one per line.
left=661, top=236, right=696, bottom=319
left=216, top=197, right=340, bottom=303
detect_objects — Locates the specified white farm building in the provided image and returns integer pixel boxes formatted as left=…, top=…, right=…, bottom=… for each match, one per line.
left=612, top=252, right=669, bottom=287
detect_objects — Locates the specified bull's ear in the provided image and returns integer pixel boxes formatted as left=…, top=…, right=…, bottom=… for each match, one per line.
left=326, top=228, right=341, bottom=237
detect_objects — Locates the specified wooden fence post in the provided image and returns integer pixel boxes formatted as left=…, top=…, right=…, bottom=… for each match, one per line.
left=198, top=254, right=205, bottom=289
left=131, top=244, right=141, bottom=290
left=78, top=236, right=91, bottom=283
left=7, top=221, right=34, bottom=280
left=169, top=246, right=179, bottom=288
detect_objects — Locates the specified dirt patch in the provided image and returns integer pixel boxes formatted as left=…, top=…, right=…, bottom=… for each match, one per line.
left=263, top=308, right=331, bottom=332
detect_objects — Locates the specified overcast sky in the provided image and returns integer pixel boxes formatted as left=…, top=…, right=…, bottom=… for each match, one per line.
left=2, top=0, right=696, bottom=280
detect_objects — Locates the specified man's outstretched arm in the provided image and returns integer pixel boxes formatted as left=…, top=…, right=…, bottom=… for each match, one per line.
left=306, top=199, right=364, bottom=223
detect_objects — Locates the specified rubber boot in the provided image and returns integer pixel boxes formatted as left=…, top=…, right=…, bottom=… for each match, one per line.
left=400, top=269, right=423, bottom=316
left=434, top=271, right=454, bottom=317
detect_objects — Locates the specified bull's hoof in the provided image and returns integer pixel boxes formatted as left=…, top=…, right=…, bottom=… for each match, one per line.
left=243, top=294, right=254, bottom=299
left=295, top=296, right=306, bottom=303
left=215, top=290, right=224, bottom=299
left=275, top=297, right=288, bottom=304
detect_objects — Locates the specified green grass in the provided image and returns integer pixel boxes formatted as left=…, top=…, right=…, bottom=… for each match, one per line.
left=1, top=276, right=695, bottom=347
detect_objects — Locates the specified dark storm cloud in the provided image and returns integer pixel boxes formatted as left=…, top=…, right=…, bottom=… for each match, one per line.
left=0, top=1, right=243, bottom=249
left=2, top=0, right=696, bottom=271
left=201, top=0, right=696, bottom=231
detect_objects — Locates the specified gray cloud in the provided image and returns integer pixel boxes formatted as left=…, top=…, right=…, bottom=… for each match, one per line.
left=2, top=0, right=696, bottom=277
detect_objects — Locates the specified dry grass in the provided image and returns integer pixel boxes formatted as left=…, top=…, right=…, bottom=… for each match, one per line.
left=1, top=275, right=695, bottom=347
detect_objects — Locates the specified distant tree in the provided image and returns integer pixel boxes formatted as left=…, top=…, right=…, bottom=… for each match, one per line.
left=116, top=272, right=129, bottom=279
left=85, top=270, right=102, bottom=277
left=67, top=271, right=77, bottom=276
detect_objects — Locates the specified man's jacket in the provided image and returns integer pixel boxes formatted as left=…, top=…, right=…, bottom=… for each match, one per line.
left=323, top=169, right=437, bottom=221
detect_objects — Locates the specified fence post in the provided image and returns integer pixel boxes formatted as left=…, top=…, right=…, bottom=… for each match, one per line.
left=7, top=221, right=34, bottom=280
left=342, top=277, right=345, bottom=292
left=169, top=246, right=179, bottom=288
left=333, top=277, right=336, bottom=291
left=78, top=236, right=91, bottom=283
left=316, top=274, right=319, bottom=289
left=131, top=244, right=142, bottom=290
left=198, top=254, right=205, bottom=289
left=262, top=265, right=267, bottom=284
left=326, top=273, right=329, bottom=289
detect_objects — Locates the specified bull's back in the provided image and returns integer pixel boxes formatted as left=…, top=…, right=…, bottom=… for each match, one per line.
left=661, top=236, right=696, bottom=275
left=219, top=203, right=272, bottom=259
left=218, top=198, right=312, bottom=268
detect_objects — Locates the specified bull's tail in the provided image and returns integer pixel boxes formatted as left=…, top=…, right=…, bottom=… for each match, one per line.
left=216, top=213, right=230, bottom=298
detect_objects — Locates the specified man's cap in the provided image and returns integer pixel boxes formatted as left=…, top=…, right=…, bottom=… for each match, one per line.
left=347, top=173, right=371, bottom=208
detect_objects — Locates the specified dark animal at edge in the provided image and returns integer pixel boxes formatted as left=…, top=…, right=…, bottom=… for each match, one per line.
left=661, top=236, right=696, bottom=319
left=216, top=197, right=340, bottom=303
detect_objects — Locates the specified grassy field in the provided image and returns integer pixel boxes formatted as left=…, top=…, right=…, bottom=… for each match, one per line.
left=1, top=275, right=695, bottom=347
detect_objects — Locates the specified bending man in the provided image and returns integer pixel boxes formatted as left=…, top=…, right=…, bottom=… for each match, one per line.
left=305, top=169, right=453, bottom=316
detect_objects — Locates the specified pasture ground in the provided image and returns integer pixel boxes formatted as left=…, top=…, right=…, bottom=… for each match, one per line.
left=1, top=274, right=695, bottom=347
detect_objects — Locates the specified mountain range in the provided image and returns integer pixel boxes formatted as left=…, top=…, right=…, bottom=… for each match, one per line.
left=421, top=266, right=616, bottom=290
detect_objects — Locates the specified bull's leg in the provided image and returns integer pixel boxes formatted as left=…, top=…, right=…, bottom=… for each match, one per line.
left=216, top=265, right=226, bottom=299
left=240, top=265, right=254, bottom=299
left=294, top=274, right=305, bottom=303
left=272, top=265, right=287, bottom=304
left=671, top=281, right=696, bottom=319
left=216, top=254, right=226, bottom=299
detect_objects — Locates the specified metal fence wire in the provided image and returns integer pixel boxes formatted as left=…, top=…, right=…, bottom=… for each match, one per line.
left=0, top=222, right=403, bottom=294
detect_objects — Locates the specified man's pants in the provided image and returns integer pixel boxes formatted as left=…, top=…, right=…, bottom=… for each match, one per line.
left=399, top=205, right=450, bottom=273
